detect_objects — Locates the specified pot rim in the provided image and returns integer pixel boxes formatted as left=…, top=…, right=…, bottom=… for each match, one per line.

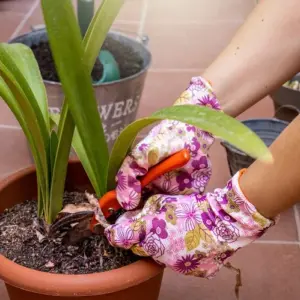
left=0, top=162, right=164, bottom=296
left=9, top=29, right=152, bottom=87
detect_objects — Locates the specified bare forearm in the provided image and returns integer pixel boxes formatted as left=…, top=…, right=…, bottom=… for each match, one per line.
left=240, top=115, right=300, bottom=219
left=203, top=0, right=300, bottom=117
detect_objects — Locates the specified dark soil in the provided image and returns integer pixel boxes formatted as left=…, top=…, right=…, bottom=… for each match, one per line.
left=30, top=36, right=144, bottom=82
left=0, top=192, right=138, bottom=274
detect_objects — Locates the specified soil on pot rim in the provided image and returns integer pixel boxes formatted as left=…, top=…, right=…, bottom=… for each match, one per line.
left=0, top=192, right=138, bottom=274
left=30, top=36, right=144, bottom=82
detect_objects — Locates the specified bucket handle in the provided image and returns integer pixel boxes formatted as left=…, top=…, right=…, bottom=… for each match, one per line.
left=30, top=24, right=149, bottom=46
left=274, top=104, right=300, bottom=120
left=112, top=28, right=149, bottom=46
left=31, top=25, right=46, bottom=32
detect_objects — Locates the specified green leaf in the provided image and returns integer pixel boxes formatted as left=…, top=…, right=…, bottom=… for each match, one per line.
left=107, top=118, right=153, bottom=190
left=83, top=0, right=124, bottom=71
left=42, top=0, right=123, bottom=200
left=49, top=105, right=74, bottom=221
left=44, top=0, right=123, bottom=221
left=70, top=0, right=123, bottom=196
left=0, top=79, right=47, bottom=217
left=0, top=43, right=49, bottom=135
left=73, top=0, right=123, bottom=195
left=0, top=46, right=50, bottom=221
left=107, top=105, right=272, bottom=190
left=71, top=126, right=99, bottom=195
left=42, top=0, right=110, bottom=196
left=0, top=78, right=23, bottom=126
left=8, top=43, right=49, bottom=130
left=0, top=79, right=47, bottom=218
left=37, top=187, right=43, bottom=217
left=152, top=106, right=273, bottom=161
left=49, top=130, right=58, bottom=176
left=51, top=113, right=99, bottom=196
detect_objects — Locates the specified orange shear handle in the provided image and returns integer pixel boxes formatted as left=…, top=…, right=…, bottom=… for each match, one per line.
left=99, top=149, right=191, bottom=219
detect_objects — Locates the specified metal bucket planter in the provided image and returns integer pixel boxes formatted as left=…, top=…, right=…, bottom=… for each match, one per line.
left=271, top=73, right=300, bottom=122
left=221, top=118, right=289, bottom=176
left=9, top=28, right=151, bottom=151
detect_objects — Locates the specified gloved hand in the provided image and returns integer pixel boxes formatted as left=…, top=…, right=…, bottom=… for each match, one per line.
left=105, top=170, right=275, bottom=278
left=116, top=76, right=221, bottom=210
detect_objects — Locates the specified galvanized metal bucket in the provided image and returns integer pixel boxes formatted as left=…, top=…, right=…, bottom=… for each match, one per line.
left=9, top=27, right=151, bottom=151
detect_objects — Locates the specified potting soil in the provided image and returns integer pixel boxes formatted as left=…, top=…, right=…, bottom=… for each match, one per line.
left=30, top=36, right=144, bottom=82
left=0, top=191, right=138, bottom=274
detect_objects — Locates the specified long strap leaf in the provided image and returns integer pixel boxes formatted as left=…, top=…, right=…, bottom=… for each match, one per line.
left=0, top=77, right=48, bottom=219
left=83, top=0, right=124, bottom=70
left=46, top=0, right=123, bottom=219
left=51, top=113, right=98, bottom=195
left=0, top=43, right=51, bottom=219
left=42, top=0, right=108, bottom=198
left=0, top=44, right=49, bottom=140
left=107, top=105, right=273, bottom=190
left=49, top=105, right=74, bottom=221
left=6, top=43, right=49, bottom=131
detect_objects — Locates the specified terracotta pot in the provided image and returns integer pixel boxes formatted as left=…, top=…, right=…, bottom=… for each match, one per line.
left=0, top=161, right=164, bottom=300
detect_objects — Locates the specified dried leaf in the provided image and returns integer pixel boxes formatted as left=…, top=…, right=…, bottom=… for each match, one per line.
left=35, top=230, right=46, bottom=243
left=85, top=192, right=99, bottom=208
left=60, top=203, right=94, bottom=214
left=45, top=261, right=55, bottom=268
left=85, top=192, right=110, bottom=228
left=62, top=219, right=92, bottom=245
left=49, top=210, right=94, bottom=236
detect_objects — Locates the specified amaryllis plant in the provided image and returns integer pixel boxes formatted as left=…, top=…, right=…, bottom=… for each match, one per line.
left=0, top=0, right=271, bottom=226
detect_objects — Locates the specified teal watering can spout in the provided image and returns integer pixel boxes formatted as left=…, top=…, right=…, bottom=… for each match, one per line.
left=94, top=50, right=120, bottom=84
left=77, top=0, right=120, bottom=83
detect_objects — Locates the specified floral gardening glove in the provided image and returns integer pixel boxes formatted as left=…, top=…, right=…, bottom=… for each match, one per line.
left=105, top=170, right=275, bottom=278
left=116, top=76, right=221, bottom=210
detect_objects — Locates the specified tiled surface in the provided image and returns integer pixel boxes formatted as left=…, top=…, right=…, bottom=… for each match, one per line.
left=260, top=208, right=298, bottom=241
left=0, top=102, right=19, bottom=126
left=17, top=0, right=141, bottom=37
left=137, top=71, right=202, bottom=118
left=146, top=0, right=255, bottom=23
left=0, top=0, right=34, bottom=13
left=0, top=0, right=37, bottom=42
left=0, top=281, right=8, bottom=300
left=1, top=0, right=300, bottom=299
left=145, top=21, right=243, bottom=69
left=159, top=244, right=300, bottom=300
left=0, top=11, right=24, bottom=42
left=0, top=128, right=32, bottom=180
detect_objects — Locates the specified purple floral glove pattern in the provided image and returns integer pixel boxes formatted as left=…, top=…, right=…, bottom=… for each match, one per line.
left=116, top=76, right=221, bottom=210
left=105, top=171, right=275, bottom=278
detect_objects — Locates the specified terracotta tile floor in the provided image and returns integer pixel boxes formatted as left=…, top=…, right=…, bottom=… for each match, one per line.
left=1, top=0, right=300, bottom=299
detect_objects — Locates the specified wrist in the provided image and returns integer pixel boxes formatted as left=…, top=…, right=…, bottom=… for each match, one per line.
left=214, top=170, right=276, bottom=233
left=234, top=169, right=279, bottom=224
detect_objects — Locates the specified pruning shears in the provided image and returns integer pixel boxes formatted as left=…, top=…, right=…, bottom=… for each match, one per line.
left=49, top=149, right=190, bottom=237
left=90, top=148, right=191, bottom=231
